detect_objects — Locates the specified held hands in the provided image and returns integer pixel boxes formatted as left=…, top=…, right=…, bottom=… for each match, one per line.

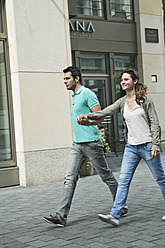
left=76, top=115, right=90, bottom=126
left=76, top=118, right=160, bottom=157
left=152, top=150, right=159, bottom=158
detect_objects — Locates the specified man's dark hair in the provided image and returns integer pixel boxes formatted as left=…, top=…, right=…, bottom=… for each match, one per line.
left=63, top=66, right=82, bottom=85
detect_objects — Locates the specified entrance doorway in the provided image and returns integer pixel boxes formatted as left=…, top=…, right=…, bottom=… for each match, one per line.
left=74, top=51, right=136, bottom=153
left=83, top=78, right=107, bottom=109
left=83, top=77, right=115, bottom=152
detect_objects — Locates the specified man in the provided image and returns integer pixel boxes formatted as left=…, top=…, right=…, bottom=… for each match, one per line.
left=43, top=66, right=128, bottom=227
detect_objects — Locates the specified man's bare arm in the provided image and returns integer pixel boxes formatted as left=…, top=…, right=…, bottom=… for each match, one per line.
left=76, top=104, right=104, bottom=126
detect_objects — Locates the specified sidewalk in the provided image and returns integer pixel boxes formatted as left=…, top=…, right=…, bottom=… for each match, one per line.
left=0, top=151, right=165, bottom=248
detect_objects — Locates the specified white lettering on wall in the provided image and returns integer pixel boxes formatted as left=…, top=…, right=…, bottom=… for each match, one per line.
left=86, top=22, right=95, bottom=32
left=69, top=20, right=95, bottom=33
left=69, top=20, right=75, bottom=31
left=76, top=20, right=86, bottom=32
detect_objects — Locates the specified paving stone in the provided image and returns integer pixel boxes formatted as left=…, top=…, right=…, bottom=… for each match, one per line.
left=25, top=240, right=51, bottom=247
left=0, top=150, right=165, bottom=247
left=152, top=239, right=165, bottom=246
left=4, top=241, right=26, bottom=248
left=128, top=240, right=157, bottom=248
left=16, top=236, right=37, bottom=243
left=86, top=241, right=111, bottom=248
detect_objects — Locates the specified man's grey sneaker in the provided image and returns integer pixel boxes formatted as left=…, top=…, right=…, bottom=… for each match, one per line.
left=121, top=206, right=128, bottom=217
left=162, top=215, right=165, bottom=220
left=43, top=215, right=64, bottom=227
left=98, top=214, right=119, bottom=226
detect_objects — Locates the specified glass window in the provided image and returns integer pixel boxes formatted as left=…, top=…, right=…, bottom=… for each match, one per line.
left=114, top=55, right=135, bottom=139
left=0, top=41, right=12, bottom=161
left=0, top=1, right=13, bottom=164
left=77, top=0, right=105, bottom=17
left=80, top=54, right=106, bottom=73
left=114, top=55, right=135, bottom=75
left=110, top=0, right=133, bottom=20
left=114, top=55, right=135, bottom=101
left=0, top=0, right=3, bottom=33
left=83, top=78, right=107, bottom=108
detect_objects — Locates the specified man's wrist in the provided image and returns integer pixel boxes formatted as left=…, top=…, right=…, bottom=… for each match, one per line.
left=88, top=120, right=92, bottom=126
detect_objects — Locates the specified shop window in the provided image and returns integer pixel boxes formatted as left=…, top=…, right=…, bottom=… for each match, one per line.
left=80, top=53, right=106, bottom=73
left=77, top=0, right=105, bottom=17
left=83, top=78, right=107, bottom=108
left=0, top=41, right=12, bottom=161
left=0, top=1, right=13, bottom=164
left=80, top=53, right=107, bottom=107
left=110, top=0, right=133, bottom=20
left=0, top=1, right=2, bottom=32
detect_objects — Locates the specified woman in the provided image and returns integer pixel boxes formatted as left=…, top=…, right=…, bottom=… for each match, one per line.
left=77, top=68, right=165, bottom=226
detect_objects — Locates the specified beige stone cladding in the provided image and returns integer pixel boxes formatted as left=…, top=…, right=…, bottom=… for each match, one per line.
left=135, top=0, right=165, bottom=146
left=6, top=0, right=73, bottom=186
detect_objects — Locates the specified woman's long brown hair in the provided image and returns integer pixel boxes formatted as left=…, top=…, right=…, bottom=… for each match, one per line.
left=120, top=68, right=147, bottom=105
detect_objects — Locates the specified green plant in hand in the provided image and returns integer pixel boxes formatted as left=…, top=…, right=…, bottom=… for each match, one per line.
left=99, top=128, right=111, bottom=153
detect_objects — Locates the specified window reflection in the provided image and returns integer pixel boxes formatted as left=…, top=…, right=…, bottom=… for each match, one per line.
left=110, top=0, right=133, bottom=20
left=0, top=41, right=12, bottom=161
left=77, top=0, right=105, bottom=17
left=0, top=0, right=3, bottom=33
left=83, top=79, right=107, bottom=108
left=114, top=55, right=135, bottom=99
left=80, top=54, right=106, bottom=73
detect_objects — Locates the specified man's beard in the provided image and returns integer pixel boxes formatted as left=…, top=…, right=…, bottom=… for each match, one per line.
left=67, top=82, right=77, bottom=91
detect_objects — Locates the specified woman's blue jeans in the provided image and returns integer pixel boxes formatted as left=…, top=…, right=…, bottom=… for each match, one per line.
left=56, top=139, right=118, bottom=225
left=110, top=142, right=165, bottom=219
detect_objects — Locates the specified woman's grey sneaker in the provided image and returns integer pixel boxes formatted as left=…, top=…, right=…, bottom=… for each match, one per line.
left=98, top=214, right=119, bottom=226
left=43, top=215, right=64, bottom=227
left=121, top=206, right=128, bottom=217
left=162, top=215, right=165, bottom=220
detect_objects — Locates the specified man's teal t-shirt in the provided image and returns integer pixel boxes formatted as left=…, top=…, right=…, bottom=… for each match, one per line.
left=71, top=86, right=100, bottom=143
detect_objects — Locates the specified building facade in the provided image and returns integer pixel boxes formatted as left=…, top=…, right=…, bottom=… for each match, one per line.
left=0, top=0, right=165, bottom=187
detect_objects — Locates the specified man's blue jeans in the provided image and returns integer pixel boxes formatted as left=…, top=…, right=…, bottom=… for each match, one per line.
left=110, top=142, right=165, bottom=219
left=56, top=139, right=118, bottom=225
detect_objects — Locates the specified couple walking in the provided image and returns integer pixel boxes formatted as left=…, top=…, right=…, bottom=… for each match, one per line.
left=43, top=66, right=165, bottom=227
